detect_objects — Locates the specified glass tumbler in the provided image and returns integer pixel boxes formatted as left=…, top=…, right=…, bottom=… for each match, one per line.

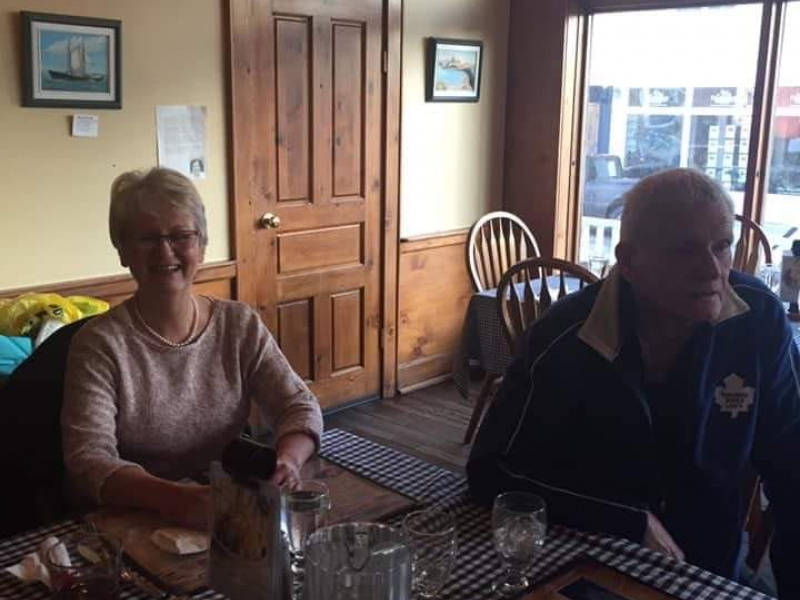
left=402, top=506, right=457, bottom=599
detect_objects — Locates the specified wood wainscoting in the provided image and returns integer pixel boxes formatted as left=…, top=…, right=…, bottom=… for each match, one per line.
left=0, top=261, right=237, bottom=306
left=397, top=230, right=473, bottom=393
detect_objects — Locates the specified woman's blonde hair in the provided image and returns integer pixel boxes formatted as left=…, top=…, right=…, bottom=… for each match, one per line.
left=109, top=167, right=208, bottom=250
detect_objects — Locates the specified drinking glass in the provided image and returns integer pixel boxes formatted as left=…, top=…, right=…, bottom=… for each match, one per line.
left=402, top=506, right=457, bottom=599
left=282, top=481, right=330, bottom=569
left=44, top=532, right=122, bottom=600
left=759, top=263, right=781, bottom=296
left=491, top=492, right=546, bottom=597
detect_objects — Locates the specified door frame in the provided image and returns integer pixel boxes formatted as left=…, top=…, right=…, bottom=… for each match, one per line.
left=228, top=0, right=403, bottom=400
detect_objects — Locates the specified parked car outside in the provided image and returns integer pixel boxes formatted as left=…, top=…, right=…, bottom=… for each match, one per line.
left=581, top=154, right=638, bottom=218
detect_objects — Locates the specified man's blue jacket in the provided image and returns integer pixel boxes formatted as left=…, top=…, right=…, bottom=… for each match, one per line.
left=467, top=268, right=800, bottom=598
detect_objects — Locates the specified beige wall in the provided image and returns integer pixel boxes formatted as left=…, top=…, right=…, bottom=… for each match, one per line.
left=400, top=0, right=509, bottom=238
left=0, top=0, right=229, bottom=290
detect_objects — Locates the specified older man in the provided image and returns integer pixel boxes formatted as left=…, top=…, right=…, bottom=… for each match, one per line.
left=467, top=169, right=800, bottom=598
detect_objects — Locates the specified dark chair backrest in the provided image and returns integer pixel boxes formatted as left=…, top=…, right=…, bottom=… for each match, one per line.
left=0, top=317, right=92, bottom=537
left=497, top=257, right=598, bottom=353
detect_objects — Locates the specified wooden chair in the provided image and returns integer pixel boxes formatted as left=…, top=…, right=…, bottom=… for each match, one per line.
left=743, top=473, right=775, bottom=577
left=462, top=258, right=598, bottom=444
left=467, top=212, right=541, bottom=292
left=734, top=214, right=773, bottom=275
left=497, top=258, right=599, bottom=353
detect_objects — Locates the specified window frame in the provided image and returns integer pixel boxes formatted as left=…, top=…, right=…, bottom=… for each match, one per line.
left=566, top=0, right=791, bottom=263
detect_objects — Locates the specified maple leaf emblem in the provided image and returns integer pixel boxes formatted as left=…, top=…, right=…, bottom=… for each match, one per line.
left=714, top=374, right=754, bottom=418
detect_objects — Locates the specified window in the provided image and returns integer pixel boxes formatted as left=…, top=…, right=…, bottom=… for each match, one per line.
left=578, top=4, right=763, bottom=266
left=763, top=2, right=800, bottom=254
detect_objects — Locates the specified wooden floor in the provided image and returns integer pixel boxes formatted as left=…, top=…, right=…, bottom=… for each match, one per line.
left=325, top=379, right=475, bottom=474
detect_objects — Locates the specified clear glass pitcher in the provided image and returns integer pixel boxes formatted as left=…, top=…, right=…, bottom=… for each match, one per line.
left=304, top=523, right=412, bottom=600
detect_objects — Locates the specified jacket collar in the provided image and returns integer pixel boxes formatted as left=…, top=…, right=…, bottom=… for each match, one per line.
left=577, top=265, right=750, bottom=362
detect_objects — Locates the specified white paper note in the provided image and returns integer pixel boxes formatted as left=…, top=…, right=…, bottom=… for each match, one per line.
left=71, top=115, right=99, bottom=138
left=156, top=105, right=207, bottom=179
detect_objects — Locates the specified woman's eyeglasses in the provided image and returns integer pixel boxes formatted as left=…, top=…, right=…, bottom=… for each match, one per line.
left=133, top=230, right=200, bottom=251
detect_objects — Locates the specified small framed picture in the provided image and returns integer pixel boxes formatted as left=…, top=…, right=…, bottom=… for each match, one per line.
left=21, top=11, right=122, bottom=109
left=426, top=38, right=483, bottom=103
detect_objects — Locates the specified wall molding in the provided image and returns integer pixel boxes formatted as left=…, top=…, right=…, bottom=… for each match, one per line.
left=397, top=353, right=458, bottom=394
left=0, top=260, right=237, bottom=305
left=400, top=228, right=470, bottom=253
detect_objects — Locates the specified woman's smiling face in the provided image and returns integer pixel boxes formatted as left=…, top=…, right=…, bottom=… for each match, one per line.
left=120, top=206, right=205, bottom=298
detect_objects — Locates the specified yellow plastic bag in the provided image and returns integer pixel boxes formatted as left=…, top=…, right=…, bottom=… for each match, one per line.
left=67, top=295, right=110, bottom=318
left=0, top=293, right=108, bottom=337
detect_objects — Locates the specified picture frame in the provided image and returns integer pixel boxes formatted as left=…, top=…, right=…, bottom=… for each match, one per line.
left=525, top=556, right=679, bottom=599
left=426, top=37, right=483, bottom=103
left=21, top=11, right=122, bottom=109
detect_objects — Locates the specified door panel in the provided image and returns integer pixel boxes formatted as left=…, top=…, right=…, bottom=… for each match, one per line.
left=277, top=299, right=314, bottom=380
left=332, top=22, right=364, bottom=198
left=331, top=289, right=363, bottom=372
left=232, top=0, right=384, bottom=409
left=275, top=17, right=312, bottom=202
left=277, top=224, right=363, bottom=275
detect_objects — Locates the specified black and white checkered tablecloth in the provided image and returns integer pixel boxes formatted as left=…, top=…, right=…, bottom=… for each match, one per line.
left=321, top=429, right=774, bottom=600
left=452, top=290, right=514, bottom=399
left=1, top=429, right=774, bottom=599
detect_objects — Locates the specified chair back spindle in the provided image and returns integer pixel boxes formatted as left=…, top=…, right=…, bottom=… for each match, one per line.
left=733, top=214, right=772, bottom=275
left=467, top=212, right=541, bottom=292
left=498, top=258, right=599, bottom=352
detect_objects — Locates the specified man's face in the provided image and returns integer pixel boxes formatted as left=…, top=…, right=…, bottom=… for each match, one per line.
left=619, top=202, right=733, bottom=324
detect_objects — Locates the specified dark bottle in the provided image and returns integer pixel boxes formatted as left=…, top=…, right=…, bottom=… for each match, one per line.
left=220, top=435, right=277, bottom=481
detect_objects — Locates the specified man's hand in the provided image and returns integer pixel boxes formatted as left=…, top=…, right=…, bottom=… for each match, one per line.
left=643, top=512, right=685, bottom=560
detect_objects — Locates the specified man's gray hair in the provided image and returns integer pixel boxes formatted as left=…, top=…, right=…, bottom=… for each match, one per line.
left=619, top=168, right=734, bottom=245
left=109, top=167, right=208, bottom=251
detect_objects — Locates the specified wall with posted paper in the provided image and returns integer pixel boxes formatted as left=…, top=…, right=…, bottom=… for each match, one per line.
left=0, top=0, right=229, bottom=290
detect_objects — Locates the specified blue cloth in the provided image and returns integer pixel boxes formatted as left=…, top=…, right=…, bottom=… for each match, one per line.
left=467, top=269, right=800, bottom=599
left=0, top=335, right=33, bottom=377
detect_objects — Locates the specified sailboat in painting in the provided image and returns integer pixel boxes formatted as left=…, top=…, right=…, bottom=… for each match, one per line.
left=48, top=36, right=104, bottom=82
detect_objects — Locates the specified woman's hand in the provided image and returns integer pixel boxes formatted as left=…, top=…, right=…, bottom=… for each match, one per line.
left=269, top=456, right=302, bottom=489
left=159, top=483, right=211, bottom=530
left=643, top=512, right=684, bottom=560
left=101, top=467, right=211, bottom=530
left=269, top=432, right=317, bottom=488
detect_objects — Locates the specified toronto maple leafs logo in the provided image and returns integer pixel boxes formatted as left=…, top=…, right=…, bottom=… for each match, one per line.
left=714, top=374, right=754, bottom=418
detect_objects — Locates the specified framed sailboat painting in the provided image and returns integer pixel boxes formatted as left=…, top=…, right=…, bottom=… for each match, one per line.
left=21, top=12, right=122, bottom=109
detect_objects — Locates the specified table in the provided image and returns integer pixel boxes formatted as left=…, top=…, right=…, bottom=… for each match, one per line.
left=322, top=430, right=773, bottom=600
left=0, top=452, right=414, bottom=600
left=0, top=429, right=775, bottom=600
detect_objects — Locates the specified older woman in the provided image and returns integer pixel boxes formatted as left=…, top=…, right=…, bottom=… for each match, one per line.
left=62, top=167, right=322, bottom=528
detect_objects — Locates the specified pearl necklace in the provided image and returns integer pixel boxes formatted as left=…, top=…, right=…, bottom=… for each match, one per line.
left=134, top=295, right=199, bottom=348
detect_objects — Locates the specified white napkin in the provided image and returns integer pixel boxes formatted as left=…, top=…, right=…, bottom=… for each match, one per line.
left=151, top=528, right=209, bottom=556
left=4, top=536, right=68, bottom=590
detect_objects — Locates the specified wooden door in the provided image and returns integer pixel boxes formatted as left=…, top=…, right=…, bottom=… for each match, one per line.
left=231, top=0, right=384, bottom=409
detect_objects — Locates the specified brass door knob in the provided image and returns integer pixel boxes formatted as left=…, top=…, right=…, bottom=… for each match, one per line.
left=258, top=213, right=281, bottom=229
